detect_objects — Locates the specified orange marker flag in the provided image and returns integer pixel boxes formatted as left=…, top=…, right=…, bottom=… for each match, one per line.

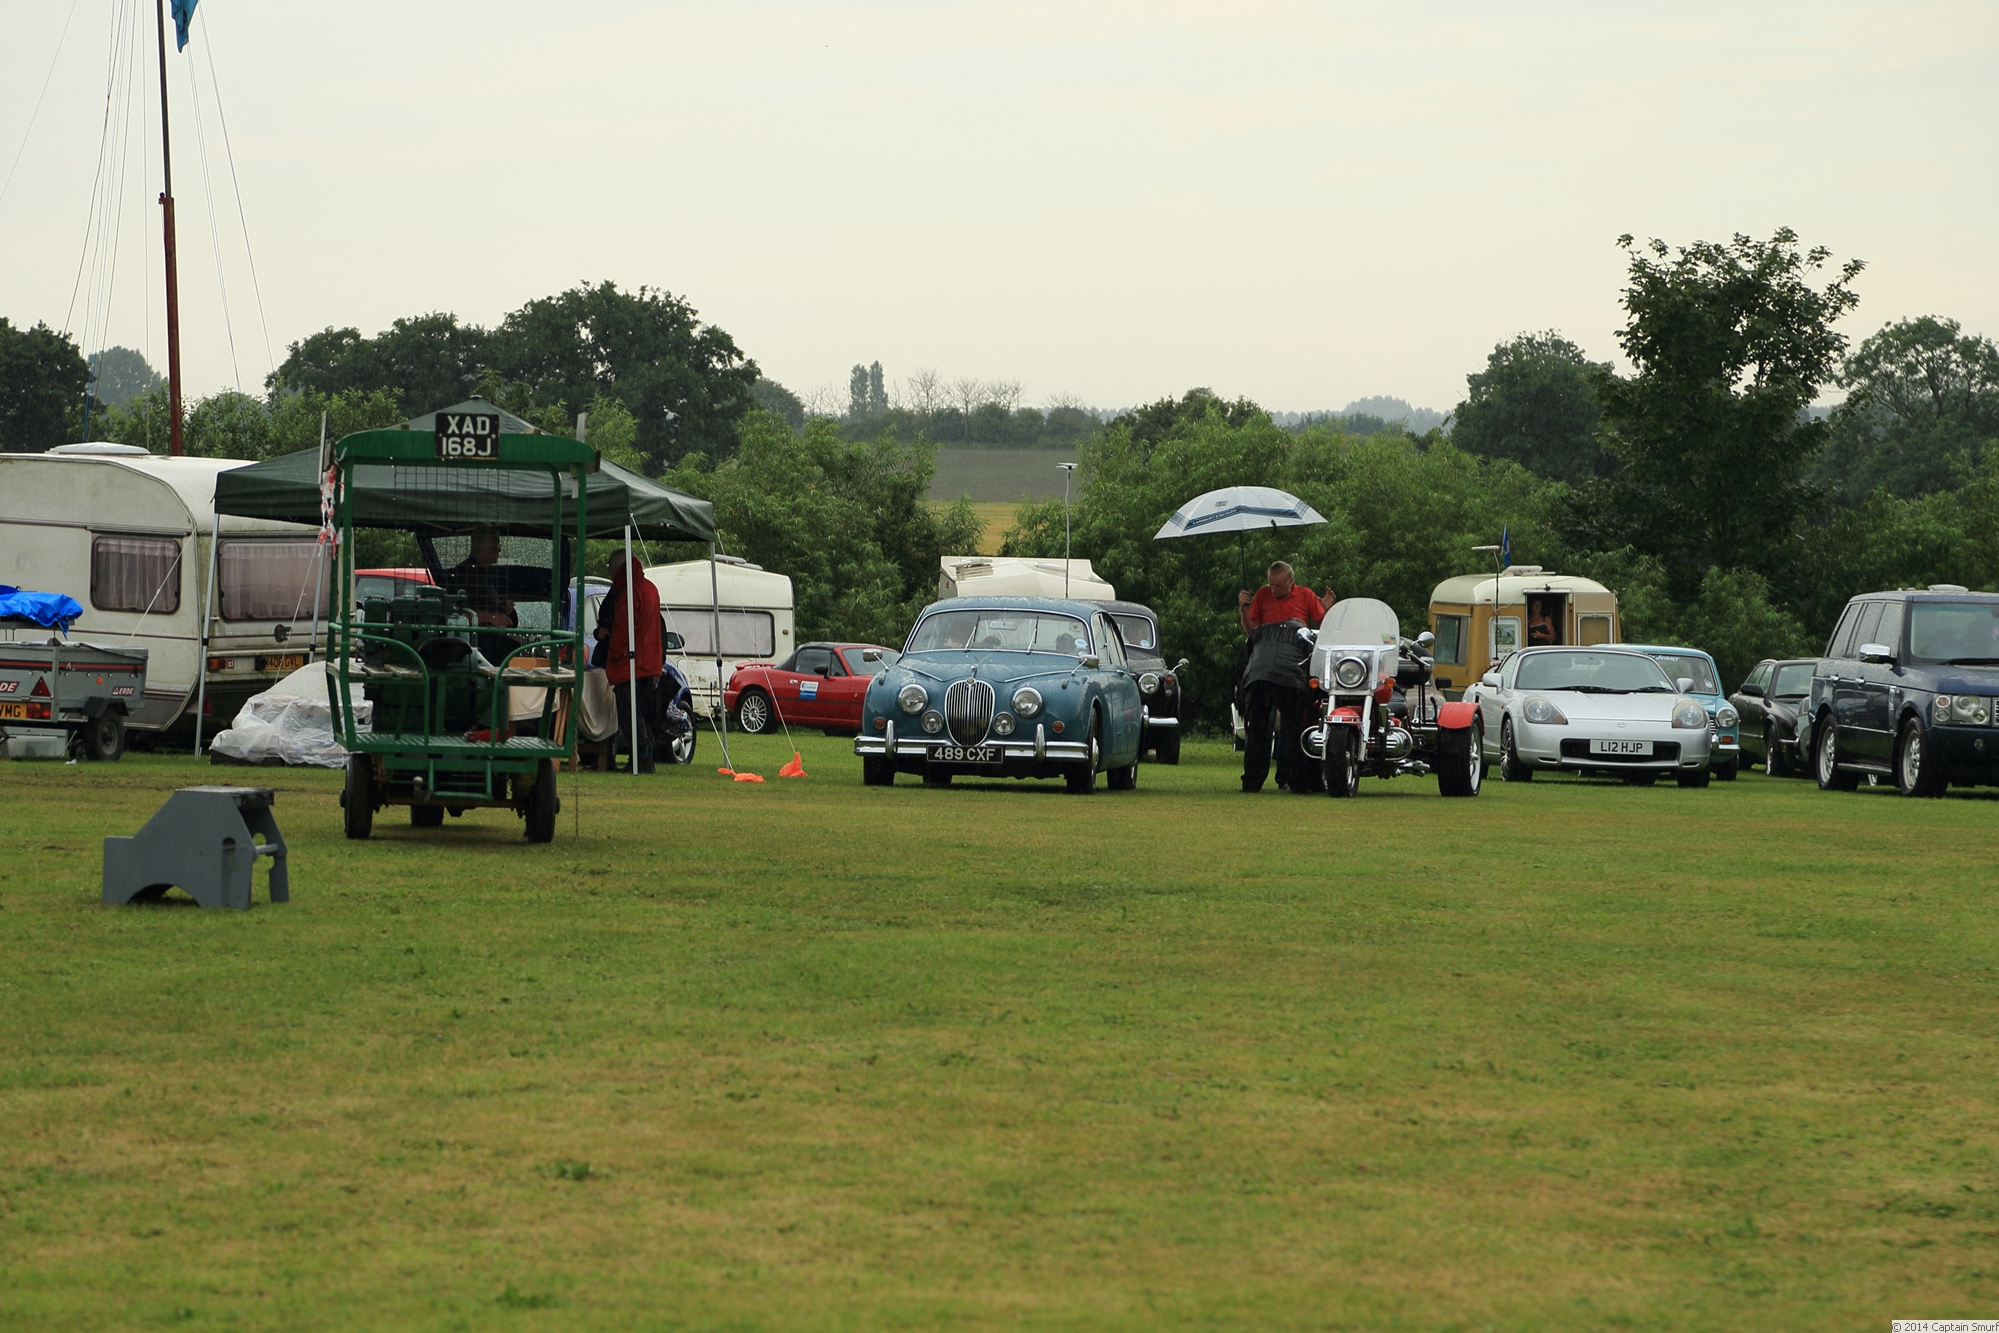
left=717, top=767, right=734, bottom=776
left=778, top=751, right=807, bottom=778
left=733, top=771, right=765, bottom=783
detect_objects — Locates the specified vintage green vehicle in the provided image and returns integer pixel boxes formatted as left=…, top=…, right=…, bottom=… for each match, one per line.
left=213, top=400, right=714, bottom=840
left=854, top=595, right=1146, bottom=792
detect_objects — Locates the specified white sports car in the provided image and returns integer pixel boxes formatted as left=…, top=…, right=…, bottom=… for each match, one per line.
left=1465, top=646, right=1715, bottom=787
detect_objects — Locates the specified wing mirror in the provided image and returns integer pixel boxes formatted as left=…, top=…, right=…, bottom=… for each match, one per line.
left=1295, top=627, right=1317, bottom=644
left=1858, top=642, right=1895, bottom=664
left=663, top=631, right=685, bottom=652
left=1415, top=631, right=1435, bottom=647
left=862, top=648, right=881, bottom=662
left=1738, top=683, right=1765, bottom=699
left=1173, top=657, right=1190, bottom=673
left=1079, top=653, right=1101, bottom=669
left=1481, top=670, right=1500, bottom=688
left=1674, top=676, right=1694, bottom=693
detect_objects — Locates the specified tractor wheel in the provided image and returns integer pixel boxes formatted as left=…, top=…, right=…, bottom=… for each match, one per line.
left=525, top=758, right=559, bottom=842
left=343, top=755, right=375, bottom=840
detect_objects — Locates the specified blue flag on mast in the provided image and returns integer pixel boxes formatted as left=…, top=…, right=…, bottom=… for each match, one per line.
left=1499, top=525, right=1511, bottom=570
left=172, top=0, right=198, bottom=50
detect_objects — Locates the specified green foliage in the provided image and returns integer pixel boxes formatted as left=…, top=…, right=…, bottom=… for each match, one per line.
left=1450, top=331, right=1612, bottom=485
left=1795, top=455, right=1999, bottom=632
left=1593, top=229, right=1864, bottom=598
left=84, top=346, right=160, bottom=409
left=101, top=384, right=404, bottom=460
left=0, top=318, right=90, bottom=451
left=1815, top=316, right=1999, bottom=502
left=1000, top=398, right=1569, bottom=722
left=750, top=377, right=805, bottom=430
left=579, top=393, right=644, bottom=474
left=661, top=411, right=981, bottom=646
left=269, top=312, right=486, bottom=418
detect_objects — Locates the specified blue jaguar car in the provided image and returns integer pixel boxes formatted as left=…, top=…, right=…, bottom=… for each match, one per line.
left=854, top=596, right=1146, bottom=792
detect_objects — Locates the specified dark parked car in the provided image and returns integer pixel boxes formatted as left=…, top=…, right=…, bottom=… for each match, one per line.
left=1729, top=658, right=1816, bottom=776
left=1093, top=599, right=1188, bottom=763
left=1802, top=586, right=1999, bottom=796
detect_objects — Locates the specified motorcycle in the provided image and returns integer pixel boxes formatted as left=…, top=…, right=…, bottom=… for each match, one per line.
left=1300, top=597, right=1483, bottom=798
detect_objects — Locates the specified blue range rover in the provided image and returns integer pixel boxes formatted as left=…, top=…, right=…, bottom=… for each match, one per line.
left=1803, top=587, right=1999, bottom=796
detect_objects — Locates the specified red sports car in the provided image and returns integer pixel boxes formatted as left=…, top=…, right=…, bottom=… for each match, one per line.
left=726, top=642, right=897, bottom=736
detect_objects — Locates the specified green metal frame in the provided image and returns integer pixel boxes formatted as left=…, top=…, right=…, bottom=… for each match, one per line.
left=324, top=429, right=598, bottom=808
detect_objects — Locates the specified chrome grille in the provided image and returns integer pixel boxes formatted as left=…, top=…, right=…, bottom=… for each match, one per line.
left=945, top=678, right=995, bottom=746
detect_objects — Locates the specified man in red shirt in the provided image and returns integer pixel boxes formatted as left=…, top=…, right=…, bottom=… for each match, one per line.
left=1239, top=561, right=1330, bottom=634
left=595, top=555, right=664, bottom=773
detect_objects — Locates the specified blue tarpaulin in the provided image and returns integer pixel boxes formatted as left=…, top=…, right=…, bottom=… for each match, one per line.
left=0, top=586, right=83, bottom=632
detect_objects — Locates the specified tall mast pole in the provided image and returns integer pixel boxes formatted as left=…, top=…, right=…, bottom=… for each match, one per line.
left=153, top=0, right=184, bottom=456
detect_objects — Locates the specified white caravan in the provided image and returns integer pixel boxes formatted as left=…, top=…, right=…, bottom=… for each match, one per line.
left=937, top=556, right=1114, bottom=601
left=0, top=444, right=325, bottom=736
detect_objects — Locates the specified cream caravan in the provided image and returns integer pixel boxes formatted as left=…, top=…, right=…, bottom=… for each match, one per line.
left=937, top=556, right=1114, bottom=600
left=0, top=445, right=324, bottom=736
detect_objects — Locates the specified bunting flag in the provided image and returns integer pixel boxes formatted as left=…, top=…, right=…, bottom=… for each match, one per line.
left=172, top=0, right=198, bottom=50
left=778, top=752, right=807, bottom=778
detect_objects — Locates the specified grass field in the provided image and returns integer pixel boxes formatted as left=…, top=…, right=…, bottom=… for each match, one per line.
left=927, top=447, right=1078, bottom=504
left=940, top=502, right=1021, bottom=555
left=4, top=737, right=1998, bottom=1329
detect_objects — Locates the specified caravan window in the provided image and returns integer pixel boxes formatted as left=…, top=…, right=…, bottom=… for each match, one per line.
left=90, top=536, right=181, bottom=614
left=1432, top=614, right=1467, bottom=665
left=220, top=540, right=324, bottom=621
left=661, top=608, right=776, bottom=657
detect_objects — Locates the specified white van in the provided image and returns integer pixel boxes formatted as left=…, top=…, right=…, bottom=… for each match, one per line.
left=938, top=556, right=1114, bottom=601
left=578, top=556, right=795, bottom=719
left=0, top=444, right=324, bottom=736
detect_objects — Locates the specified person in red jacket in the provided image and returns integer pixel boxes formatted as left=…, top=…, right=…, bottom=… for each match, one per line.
left=594, top=555, right=663, bottom=773
left=1238, top=560, right=1331, bottom=634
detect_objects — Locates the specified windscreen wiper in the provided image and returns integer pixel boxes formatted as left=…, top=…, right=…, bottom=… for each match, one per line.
left=1945, top=657, right=1999, bottom=666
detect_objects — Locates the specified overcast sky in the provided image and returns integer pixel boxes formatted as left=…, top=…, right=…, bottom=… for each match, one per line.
left=4, top=1, right=1995, bottom=417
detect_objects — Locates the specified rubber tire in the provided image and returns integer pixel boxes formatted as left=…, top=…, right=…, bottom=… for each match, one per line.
left=863, top=756, right=896, bottom=787
left=79, top=711, right=125, bottom=761
left=1323, top=726, right=1359, bottom=798
left=1677, top=767, right=1711, bottom=789
left=1814, top=716, right=1861, bottom=792
left=1765, top=724, right=1792, bottom=777
left=1065, top=713, right=1100, bottom=794
left=667, top=728, right=696, bottom=765
left=1500, top=718, right=1534, bottom=782
left=1895, top=718, right=1946, bottom=797
left=1436, top=725, right=1481, bottom=797
left=1622, top=772, right=1657, bottom=787
left=922, top=766, right=953, bottom=787
left=1471, top=720, right=1490, bottom=784
left=1107, top=751, right=1138, bottom=791
left=343, top=755, right=375, bottom=840
left=411, top=803, right=445, bottom=828
left=1153, top=729, right=1182, bottom=765
left=734, top=689, right=775, bottom=735
left=524, top=757, right=559, bottom=842
left=1713, top=755, right=1739, bottom=782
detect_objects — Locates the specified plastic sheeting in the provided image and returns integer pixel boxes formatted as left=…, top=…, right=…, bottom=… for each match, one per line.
left=209, top=663, right=373, bottom=768
left=0, top=585, right=83, bottom=631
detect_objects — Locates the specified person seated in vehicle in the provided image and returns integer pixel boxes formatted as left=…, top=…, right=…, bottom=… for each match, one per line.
left=446, top=525, right=520, bottom=663
left=1238, top=561, right=1330, bottom=636
left=1054, top=632, right=1078, bottom=655
left=1526, top=596, right=1557, bottom=646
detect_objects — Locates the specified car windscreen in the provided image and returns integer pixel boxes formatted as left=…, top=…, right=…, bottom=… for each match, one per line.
left=1513, top=651, right=1674, bottom=693
left=1908, top=602, right=1999, bottom=665
left=1110, top=614, right=1157, bottom=650
left=1771, top=663, right=1813, bottom=697
left=909, top=610, right=1089, bottom=655
left=1646, top=652, right=1718, bottom=694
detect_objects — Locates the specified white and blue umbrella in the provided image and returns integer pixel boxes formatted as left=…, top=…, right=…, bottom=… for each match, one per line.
left=1153, top=485, right=1326, bottom=539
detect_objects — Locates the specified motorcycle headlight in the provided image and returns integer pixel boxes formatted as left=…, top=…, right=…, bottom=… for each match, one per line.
left=1139, top=672, right=1160, bottom=695
left=1522, top=696, right=1567, bottom=725
left=993, top=713, right=1016, bottom=736
left=1716, top=704, right=1739, bottom=729
left=1333, top=656, right=1368, bottom=690
left=1672, top=701, right=1708, bottom=729
left=1950, top=694, right=1993, bottom=726
left=1012, top=686, right=1043, bottom=718
left=921, top=710, right=944, bottom=734
left=897, top=683, right=928, bottom=715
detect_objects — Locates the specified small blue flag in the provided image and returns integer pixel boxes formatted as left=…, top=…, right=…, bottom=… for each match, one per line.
left=172, top=0, right=198, bottom=50
left=1500, top=525, right=1511, bottom=570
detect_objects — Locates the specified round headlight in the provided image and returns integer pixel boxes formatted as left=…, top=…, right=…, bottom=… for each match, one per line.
left=897, top=683, right=928, bottom=715
left=1716, top=705, right=1739, bottom=729
left=921, top=710, right=944, bottom=734
left=1139, top=672, right=1160, bottom=695
left=1673, top=701, right=1707, bottom=729
left=1333, top=656, right=1368, bottom=690
left=1951, top=694, right=1993, bottom=726
left=1522, top=696, right=1567, bottom=725
left=1012, top=686, right=1042, bottom=718
left=993, top=714, right=1016, bottom=736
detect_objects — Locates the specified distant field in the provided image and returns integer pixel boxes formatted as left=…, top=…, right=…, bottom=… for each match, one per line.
left=936, top=501, right=1022, bottom=555
left=927, top=446, right=1078, bottom=503
left=5, top=743, right=1999, bottom=1328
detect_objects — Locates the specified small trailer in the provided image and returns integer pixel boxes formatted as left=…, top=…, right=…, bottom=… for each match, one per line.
left=0, top=628, right=148, bottom=759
